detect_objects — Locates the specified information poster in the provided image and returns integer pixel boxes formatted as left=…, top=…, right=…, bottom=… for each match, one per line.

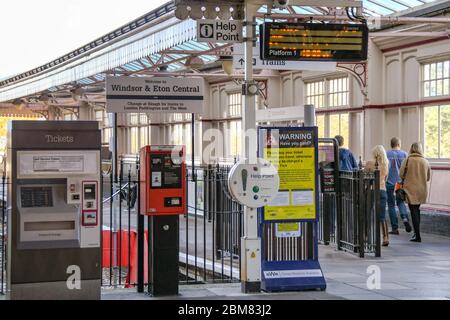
left=261, top=127, right=318, bottom=221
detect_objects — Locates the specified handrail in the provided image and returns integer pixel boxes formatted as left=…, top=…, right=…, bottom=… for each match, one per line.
left=102, top=182, right=131, bottom=204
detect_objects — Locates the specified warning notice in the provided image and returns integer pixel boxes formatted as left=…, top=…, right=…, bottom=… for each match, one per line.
left=261, top=128, right=318, bottom=221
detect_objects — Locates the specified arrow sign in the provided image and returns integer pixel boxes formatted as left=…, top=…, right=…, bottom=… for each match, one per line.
left=233, top=43, right=336, bottom=71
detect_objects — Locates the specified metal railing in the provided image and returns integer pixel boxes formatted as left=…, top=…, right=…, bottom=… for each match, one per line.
left=1, top=175, right=8, bottom=295
left=336, top=169, right=381, bottom=258
left=102, top=159, right=243, bottom=290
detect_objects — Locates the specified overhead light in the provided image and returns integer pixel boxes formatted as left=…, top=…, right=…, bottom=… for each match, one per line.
left=185, top=56, right=205, bottom=69
left=222, top=61, right=233, bottom=75
left=158, top=65, right=168, bottom=72
left=204, top=6, right=218, bottom=19
left=189, top=5, right=203, bottom=20
left=12, top=98, right=27, bottom=110
left=231, top=6, right=244, bottom=20
left=218, top=6, right=232, bottom=20
left=71, top=87, right=84, bottom=101
left=175, top=5, right=189, bottom=20
left=40, top=93, right=50, bottom=103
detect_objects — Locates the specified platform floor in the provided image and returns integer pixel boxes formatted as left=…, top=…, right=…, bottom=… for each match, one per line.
left=102, top=230, right=450, bottom=300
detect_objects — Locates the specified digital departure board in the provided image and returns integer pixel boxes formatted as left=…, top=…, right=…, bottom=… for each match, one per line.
left=260, top=22, right=369, bottom=62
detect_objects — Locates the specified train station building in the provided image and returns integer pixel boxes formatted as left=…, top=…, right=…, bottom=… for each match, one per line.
left=1, top=0, right=450, bottom=302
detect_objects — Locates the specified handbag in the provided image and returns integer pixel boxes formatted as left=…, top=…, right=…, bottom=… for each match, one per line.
left=395, top=157, right=409, bottom=202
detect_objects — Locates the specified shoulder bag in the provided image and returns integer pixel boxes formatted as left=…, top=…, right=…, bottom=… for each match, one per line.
left=395, top=157, right=409, bottom=202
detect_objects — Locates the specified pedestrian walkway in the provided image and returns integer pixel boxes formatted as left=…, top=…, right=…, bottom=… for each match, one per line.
left=323, top=231, right=450, bottom=300
left=102, top=231, right=450, bottom=300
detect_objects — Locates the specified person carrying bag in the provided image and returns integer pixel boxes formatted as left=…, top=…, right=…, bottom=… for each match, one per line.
left=399, top=143, right=431, bottom=243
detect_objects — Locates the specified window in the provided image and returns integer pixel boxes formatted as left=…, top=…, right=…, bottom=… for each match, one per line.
left=423, top=60, right=450, bottom=98
left=129, top=113, right=151, bottom=154
left=329, top=77, right=349, bottom=107
left=316, top=114, right=325, bottom=138
left=306, top=80, right=325, bottom=108
left=424, top=105, right=450, bottom=159
left=95, top=109, right=112, bottom=145
left=306, top=77, right=349, bottom=109
left=173, top=113, right=183, bottom=122
left=63, top=113, right=76, bottom=121
left=228, top=92, right=242, bottom=117
left=309, top=76, right=351, bottom=145
left=329, top=113, right=349, bottom=148
left=172, top=124, right=183, bottom=146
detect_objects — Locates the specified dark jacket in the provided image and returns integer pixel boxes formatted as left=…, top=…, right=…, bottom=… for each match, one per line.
left=339, top=148, right=358, bottom=172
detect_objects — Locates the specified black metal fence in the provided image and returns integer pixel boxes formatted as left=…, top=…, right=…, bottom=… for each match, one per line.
left=335, top=169, right=381, bottom=258
left=0, top=156, right=381, bottom=296
left=102, top=159, right=244, bottom=290
left=0, top=174, right=7, bottom=295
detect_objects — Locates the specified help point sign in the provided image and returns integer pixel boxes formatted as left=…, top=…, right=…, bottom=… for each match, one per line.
left=197, top=19, right=243, bottom=43
left=106, top=76, right=204, bottom=114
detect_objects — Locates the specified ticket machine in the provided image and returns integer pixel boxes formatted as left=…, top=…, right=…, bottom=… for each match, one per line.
left=6, top=121, right=102, bottom=300
left=139, top=145, right=186, bottom=296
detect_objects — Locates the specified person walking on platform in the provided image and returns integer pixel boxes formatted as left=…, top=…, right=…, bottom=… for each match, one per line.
left=386, top=137, right=412, bottom=235
left=365, top=145, right=390, bottom=247
left=335, top=135, right=358, bottom=172
left=399, top=143, right=431, bottom=243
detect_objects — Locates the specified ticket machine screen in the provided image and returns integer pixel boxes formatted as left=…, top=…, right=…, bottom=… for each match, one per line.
left=150, top=155, right=182, bottom=189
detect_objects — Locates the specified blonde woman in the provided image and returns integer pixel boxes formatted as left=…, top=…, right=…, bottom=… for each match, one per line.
left=399, top=143, right=431, bottom=242
left=366, top=145, right=390, bottom=246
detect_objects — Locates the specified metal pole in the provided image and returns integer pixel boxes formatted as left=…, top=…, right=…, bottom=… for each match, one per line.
left=137, top=158, right=144, bottom=292
left=304, top=104, right=315, bottom=259
left=191, top=113, right=195, bottom=180
left=240, top=0, right=260, bottom=294
left=113, top=113, right=119, bottom=182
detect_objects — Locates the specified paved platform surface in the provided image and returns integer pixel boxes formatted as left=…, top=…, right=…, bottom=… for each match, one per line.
left=322, top=231, right=450, bottom=300
left=102, top=231, right=450, bottom=300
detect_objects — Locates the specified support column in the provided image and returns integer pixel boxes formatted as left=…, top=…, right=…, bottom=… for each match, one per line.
left=241, top=0, right=260, bottom=294
left=78, top=101, right=94, bottom=120
left=47, top=106, right=61, bottom=120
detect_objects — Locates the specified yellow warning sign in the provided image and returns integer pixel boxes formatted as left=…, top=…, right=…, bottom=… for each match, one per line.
left=262, top=128, right=317, bottom=221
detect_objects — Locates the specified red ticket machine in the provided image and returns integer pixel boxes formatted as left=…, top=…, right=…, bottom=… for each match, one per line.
left=139, top=145, right=186, bottom=296
left=140, top=145, right=186, bottom=216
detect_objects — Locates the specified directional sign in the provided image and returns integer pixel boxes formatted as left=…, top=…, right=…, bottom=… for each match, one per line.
left=106, top=76, right=204, bottom=114
left=197, top=20, right=243, bottom=43
left=233, top=43, right=336, bottom=71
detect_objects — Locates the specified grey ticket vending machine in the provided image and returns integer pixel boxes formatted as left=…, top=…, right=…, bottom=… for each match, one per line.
left=6, top=121, right=102, bottom=300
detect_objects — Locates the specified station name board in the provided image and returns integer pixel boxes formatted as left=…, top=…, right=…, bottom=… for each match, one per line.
left=260, top=22, right=369, bottom=62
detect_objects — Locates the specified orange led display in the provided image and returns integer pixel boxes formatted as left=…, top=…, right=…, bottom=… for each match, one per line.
left=260, top=22, right=369, bottom=62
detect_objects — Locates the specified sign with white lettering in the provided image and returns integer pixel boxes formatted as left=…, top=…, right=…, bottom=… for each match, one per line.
left=106, top=76, right=204, bottom=113
left=233, top=43, right=336, bottom=71
left=197, top=19, right=243, bottom=43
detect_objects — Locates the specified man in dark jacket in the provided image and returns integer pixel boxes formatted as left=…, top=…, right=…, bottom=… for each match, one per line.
left=335, top=135, right=358, bottom=172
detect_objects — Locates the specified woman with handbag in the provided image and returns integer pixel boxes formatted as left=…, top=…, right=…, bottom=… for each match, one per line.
left=365, top=145, right=390, bottom=246
left=399, top=142, right=431, bottom=242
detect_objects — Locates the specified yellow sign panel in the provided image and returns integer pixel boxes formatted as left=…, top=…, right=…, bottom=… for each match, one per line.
left=262, top=128, right=317, bottom=221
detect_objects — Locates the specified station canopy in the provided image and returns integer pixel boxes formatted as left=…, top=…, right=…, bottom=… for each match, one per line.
left=0, top=0, right=448, bottom=114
